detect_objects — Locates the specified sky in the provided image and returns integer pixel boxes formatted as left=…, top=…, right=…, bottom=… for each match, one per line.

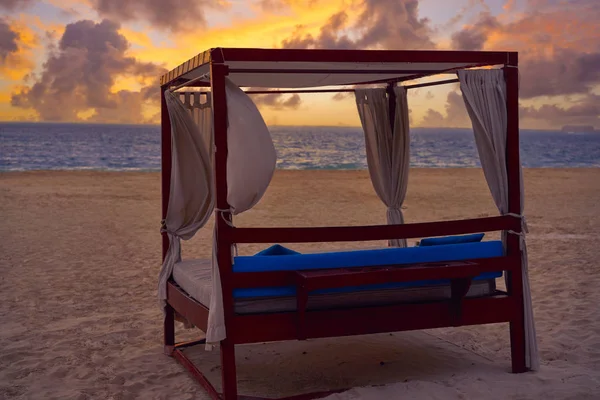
left=0, top=0, right=598, bottom=129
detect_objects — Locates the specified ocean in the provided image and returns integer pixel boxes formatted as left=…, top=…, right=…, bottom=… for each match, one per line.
left=1, top=122, right=599, bottom=171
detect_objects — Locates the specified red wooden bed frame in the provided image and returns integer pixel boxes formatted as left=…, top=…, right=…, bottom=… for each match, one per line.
left=159, top=48, right=526, bottom=399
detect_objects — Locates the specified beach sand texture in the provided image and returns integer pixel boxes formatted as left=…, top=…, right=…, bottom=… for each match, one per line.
left=1, top=169, right=599, bottom=399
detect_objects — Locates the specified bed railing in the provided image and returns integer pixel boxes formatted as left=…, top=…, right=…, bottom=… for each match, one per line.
left=225, top=215, right=519, bottom=243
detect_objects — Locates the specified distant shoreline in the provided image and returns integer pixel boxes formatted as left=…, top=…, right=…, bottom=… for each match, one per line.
left=3, top=125, right=599, bottom=170
left=2, top=167, right=599, bottom=175
left=2, top=121, right=592, bottom=133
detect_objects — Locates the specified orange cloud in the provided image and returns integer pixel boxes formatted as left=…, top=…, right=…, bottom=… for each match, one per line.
left=503, top=0, right=516, bottom=11
left=0, top=18, right=38, bottom=81
left=127, top=0, right=347, bottom=68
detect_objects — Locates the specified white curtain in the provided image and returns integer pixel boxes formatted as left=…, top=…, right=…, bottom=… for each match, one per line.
left=205, top=77, right=277, bottom=347
left=355, top=87, right=410, bottom=247
left=158, top=90, right=215, bottom=312
left=225, top=78, right=277, bottom=214
left=458, top=69, right=539, bottom=371
left=181, top=92, right=213, bottom=162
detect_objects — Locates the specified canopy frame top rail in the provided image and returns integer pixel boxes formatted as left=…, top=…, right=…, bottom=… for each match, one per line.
left=159, top=47, right=518, bottom=89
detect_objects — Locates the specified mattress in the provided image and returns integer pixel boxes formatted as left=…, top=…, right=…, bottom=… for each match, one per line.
left=233, top=241, right=504, bottom=273
left=232, top=241, right=504, bottom=298
left=172, top=257, right=499, bottom=315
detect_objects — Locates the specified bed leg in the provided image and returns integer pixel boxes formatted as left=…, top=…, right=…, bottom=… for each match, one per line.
left=220, top=339, right=238, bottom=399
left=508, top=270, right=527, bottom=373
left=164, top=304, right=175, bottom=356
left=509, top=317, right=527, bottom=373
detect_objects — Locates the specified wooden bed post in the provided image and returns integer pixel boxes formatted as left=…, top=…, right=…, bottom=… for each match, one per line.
left=505, top=53, right=527, bottom=373
left=161, top=85, right=175, bottom=354
left=210, top=49, right=238, bottom=399
left=160, top=85, right=172, bottom=262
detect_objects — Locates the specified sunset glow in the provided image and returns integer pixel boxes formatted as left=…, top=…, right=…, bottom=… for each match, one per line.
left=0, top=0, right=598, bottom=129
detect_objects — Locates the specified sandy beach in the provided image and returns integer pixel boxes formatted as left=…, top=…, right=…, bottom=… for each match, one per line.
left=1, top=168, right=599, bottom=399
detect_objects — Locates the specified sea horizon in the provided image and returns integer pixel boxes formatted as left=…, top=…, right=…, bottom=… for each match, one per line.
left=1, top=122, right=599, bottom=172
left=1, top=120, right=592, bottom=132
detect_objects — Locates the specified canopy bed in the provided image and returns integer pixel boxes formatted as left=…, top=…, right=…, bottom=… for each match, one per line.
left=157, top=47, right=538, bottom=400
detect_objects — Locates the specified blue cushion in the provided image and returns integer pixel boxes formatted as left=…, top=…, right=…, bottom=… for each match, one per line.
left=233, top=241, right=504, bottom=299
left=254, top=244, right=300, bottom=256
left=419, top=233, right=485, bottom=246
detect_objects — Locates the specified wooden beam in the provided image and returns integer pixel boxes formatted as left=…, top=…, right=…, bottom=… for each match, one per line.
left=159, top=48, right=514, bottom=87
left=160, top=48, right=212, bottom=86
left=228, top=295, right=515, bottom=344
left=404, top=78, right=459, bottom=90
left=160, top=86, right=171, bottom=261
left=174, top=78, right=460, bottom=94
left=246, top=88, right=356, bottom=94
left=172, top=349, right=221, bottom=400
left=210, top=59, right=239, bottom=400
left=166, top=282, right=209, bottom=331
left=504, top=55, right=528, bottom=373
left=221, top=48, right=513, bottom=65
left=227, top=216, right=519, bottom=244
left=227, top=68, right=451, bottom=75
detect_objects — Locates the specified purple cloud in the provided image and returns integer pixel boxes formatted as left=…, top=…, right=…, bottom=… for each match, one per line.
left=90, top=0, right=226, bottom=32
left=0, top=18, right=18, bottom=63
left=0, top=0, right=36, bottom=12
left=281, top=0, right=434, bottom=50
left=11, top=19, right=166, bottom=123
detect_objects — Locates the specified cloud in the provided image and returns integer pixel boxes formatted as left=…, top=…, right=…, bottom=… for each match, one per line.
left=0, top=0, right=36, bottom=11
left=11, top=19, right=166, bottom=123
left=257, top=0, right=292, bottom=13
left=281, top=0, right=434, bottom=50
left=503, top=0, right=516, bottom=11
left=249, top=90, right=302, bottom=110
left=420, top=91, right=470, bottom=128
left=448, top=1, right=600, bottom=100
left=422, top=0, right=599, bottom=129
left=89, top=0, right=228, bottom=32
left=280, top=0, right=437, bottom=103
left=521, top=95, right=600, bottom=129
left=258, top=0, right=322, bottom=12
left=0, top=18, right=18, bottom=63
left=421, top=90, right=600, bottom=130
left=519, top=49, right=600, bottom=99
left=281, top=11, right=354, bottom=49
left=450, top=12, right=499, bottom=51
left=0, top=17, right=39, bottom=80
left=332, top=92, right=352, bottom=101
left=354, top=0, right=434, bottom=49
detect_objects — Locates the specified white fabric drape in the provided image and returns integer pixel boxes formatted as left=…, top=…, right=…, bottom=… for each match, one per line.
left=178, top=92, right=213, bottom=157
left=158, top=90, right=215, bottom=312
left=185, top=92, right=213, bottom=162
left=458, top=69, right=539, bottom=371
left=205, top=77, right=277, bottom=347
left=355, top=87, right=410, bottom=247
left=225, top=78, right=277, bottom=214
left=159, top=79, right=275, bottom=348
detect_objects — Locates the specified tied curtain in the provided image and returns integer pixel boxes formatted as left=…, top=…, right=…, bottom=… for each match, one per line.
left=355, top=87, right=410, bottom=247
left=458, top=69, right=539, bottom=371
left=158, top=90, right=214, bottom=314
left=158, top=78, right=276, bottom=348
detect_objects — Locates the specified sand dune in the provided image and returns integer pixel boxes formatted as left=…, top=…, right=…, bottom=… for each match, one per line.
left=1, top=169, right=599, bottom=399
